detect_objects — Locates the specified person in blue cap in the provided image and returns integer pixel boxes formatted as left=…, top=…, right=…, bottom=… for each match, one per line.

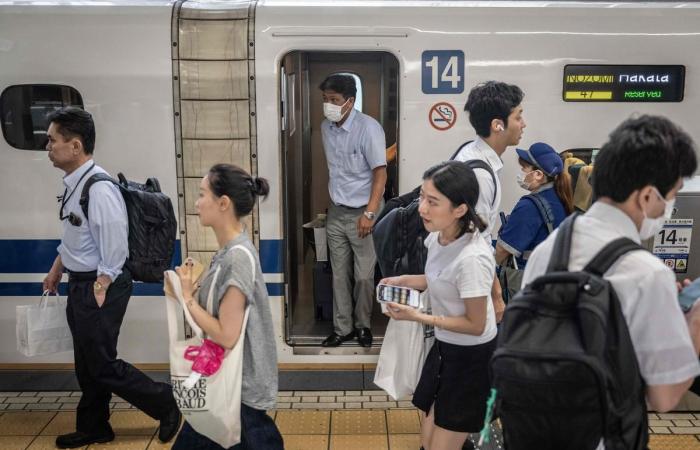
left=495, top=142, right=574, bottom=301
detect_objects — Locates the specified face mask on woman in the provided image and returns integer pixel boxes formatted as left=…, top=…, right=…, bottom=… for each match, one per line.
left=323, top=99, right=349, bottom=122
left=516, top=169, right=538, bottom=191
left=639, top=187, right=675, bottom=240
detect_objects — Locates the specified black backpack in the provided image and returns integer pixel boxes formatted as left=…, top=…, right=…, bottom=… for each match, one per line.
left=80, top=172, right=177, bottom=283
left=373, top=143, right=497, bottom=277
left=490, top=214, right=648, bottom=450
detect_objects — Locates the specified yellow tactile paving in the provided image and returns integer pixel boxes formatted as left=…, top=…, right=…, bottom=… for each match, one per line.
left=331, top=410, right=387, bottom=435
left=0, top=411, right=55, bottom=435
left=87, top=435, right=153, bottom=449
left=267, top=410, right=276, bottom=420
left=275, top=410, right=331, bottom=435
left=41, top=411, right=77, bottom=435
left=330, top=434, right=389, bottom=450
left=389, top=434, right=422, bottom=450
left=387, top=409, right=421, bottom=434
left=0, top=436, right=34, bottom=450
left=650, top=435, right=700, bottom=450
left=109, top=411, right=159, bottom=436
left=283, top=434, right=330, bottom=450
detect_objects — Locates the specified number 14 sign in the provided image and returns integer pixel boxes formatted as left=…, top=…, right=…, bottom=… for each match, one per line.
left=422, top=50, right=465, bottom=94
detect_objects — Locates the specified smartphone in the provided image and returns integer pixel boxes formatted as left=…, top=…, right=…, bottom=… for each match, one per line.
left=679, top=277, right=700, bottom=312
left=376, top=284, right=421, bottom=308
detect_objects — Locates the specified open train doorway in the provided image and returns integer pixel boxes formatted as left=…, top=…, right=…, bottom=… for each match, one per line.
left=280, top=51, right=400, bottom=350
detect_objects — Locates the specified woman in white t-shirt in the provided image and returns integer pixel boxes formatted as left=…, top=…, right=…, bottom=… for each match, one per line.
left=382, top=160, right=497, bottom=450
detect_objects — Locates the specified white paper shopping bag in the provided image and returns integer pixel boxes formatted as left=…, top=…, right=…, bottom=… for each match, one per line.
left=16, top=291, right=73, bottom=357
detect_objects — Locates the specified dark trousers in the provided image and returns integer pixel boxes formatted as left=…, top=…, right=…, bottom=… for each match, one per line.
left=65, top=269, right=176, bottom=434
left=171, top=404, right=284, bottom=450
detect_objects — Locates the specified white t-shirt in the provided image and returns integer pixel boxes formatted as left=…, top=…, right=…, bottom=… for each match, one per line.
left=522, top=202, right=700, bottom=450
left=453, top=137, right=503, bottom=240
left=424, top=231, right=497, bottom=345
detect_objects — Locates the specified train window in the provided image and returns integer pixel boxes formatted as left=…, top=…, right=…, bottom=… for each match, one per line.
left=330, top=72, right=363, bottom=112
left=0, top=84, right=84, bottom=150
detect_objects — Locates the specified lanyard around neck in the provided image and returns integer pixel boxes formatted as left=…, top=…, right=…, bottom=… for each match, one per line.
left=59, top=162, right=96, bottom=219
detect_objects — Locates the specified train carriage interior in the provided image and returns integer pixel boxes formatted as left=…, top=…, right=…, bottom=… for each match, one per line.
left=281, top=51, right=400, bottom=349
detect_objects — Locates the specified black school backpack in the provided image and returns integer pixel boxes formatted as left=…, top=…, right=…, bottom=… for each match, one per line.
left=490, top=213, right=648, bottom=450
left=373, top=142, right=497, bottom=277
left=80, top=172, right=177, bottom=283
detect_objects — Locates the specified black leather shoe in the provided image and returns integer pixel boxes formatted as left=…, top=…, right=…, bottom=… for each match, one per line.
left=158, top=406, right=182, bottom=443
left=322, top=331, right=356, bottom=347
left=357, top=328, right=373, bottom=347
left=56, top=430, right=114, bottom=449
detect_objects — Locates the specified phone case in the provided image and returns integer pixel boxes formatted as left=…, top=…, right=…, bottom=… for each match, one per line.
left=375, top=284, right=421, bottom=308
left=679, top=278, right=700, bottom=312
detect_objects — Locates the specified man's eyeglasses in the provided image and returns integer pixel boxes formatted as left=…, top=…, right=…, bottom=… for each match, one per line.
left=59, top=210, right=83, bottom=227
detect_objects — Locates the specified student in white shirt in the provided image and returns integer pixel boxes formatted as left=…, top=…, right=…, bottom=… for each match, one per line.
left=382, top=161, right=497, bottom=450
left=453, top=81, right=526, bottom=322
left=522, top=115, right=700, bottom=449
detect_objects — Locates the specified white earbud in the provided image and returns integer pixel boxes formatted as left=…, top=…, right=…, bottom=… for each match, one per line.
left=496, top=124, right=504, bottom=132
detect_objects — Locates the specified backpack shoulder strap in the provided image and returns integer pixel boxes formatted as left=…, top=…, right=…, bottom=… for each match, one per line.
left=79, top=173, right=117, bottom=220
left=524, top=192, right=555, bottom=234
left=465, top=159, right=498, bottom=207
left=583, top=238, right=644, bottom=276
left=545, top=213, right=579, bottom=273
left=449, top=139, right=474, bottom=160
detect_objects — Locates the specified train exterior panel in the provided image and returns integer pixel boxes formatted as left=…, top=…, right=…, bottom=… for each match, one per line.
left=1, top=0, right=699, bottom=370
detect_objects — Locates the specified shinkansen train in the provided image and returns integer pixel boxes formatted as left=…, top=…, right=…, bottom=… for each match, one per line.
left=2, top=0, right=700, bottom=390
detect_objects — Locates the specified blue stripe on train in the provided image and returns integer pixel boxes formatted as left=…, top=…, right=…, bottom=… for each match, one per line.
left=0, top=239, right=283, bottom=274
left=0, top=282, right=285, bottom=297
left=0, top=239, right=285, bottom=297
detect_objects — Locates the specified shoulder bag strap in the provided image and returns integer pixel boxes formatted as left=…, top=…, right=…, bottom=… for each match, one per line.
left=545, top=212, right=579, bottom=273
left=583, top=237, right=644, bottom=276
left=524, top=193, right=555, bottom=234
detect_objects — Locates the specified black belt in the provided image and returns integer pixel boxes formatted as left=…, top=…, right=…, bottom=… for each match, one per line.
left=333, top=202, right=366, bottom=210
left=66, top=270, right=98, bottom=282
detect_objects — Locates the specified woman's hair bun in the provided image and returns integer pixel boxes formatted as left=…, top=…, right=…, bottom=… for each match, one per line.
left=252, top=177, right=270, bottom=199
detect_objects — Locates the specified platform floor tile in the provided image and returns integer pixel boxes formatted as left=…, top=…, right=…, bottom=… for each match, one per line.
left=109, top=411, right=158, bottom=436
left=331, top=410, right=387, bottom=435
left=275, top=410, right=331, bottom=435
left=0, top=412, right=55, bottom=436
left=388, top=433, right=422, bottom=450
left=387, top=409, right=421, bottom=434
left=330, top=433, right=388, bottom=450
left=650, top=435, right=700, bottom=449
left=27, top=435, right=86, bottom=449
left=283, top=434, right=330, bottom=450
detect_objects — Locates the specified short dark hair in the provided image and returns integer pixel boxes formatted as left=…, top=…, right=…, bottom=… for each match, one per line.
left=46, top=106, right=96, bottom=154
left=593, top=115, right=697, bottom=201
left=207, top=164, right=269, bottom=218
left=422, top=161, right=486, bottom=237
left=319, top=74, right=357, bottom=100
left=464, top=81, right=524, bottom=138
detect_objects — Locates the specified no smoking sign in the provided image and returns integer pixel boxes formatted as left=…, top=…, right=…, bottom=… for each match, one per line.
left=429, top=102, right=457, bottom=131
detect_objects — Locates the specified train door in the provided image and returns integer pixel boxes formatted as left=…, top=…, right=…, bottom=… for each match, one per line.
left=281, top=51, right=399, bottom=349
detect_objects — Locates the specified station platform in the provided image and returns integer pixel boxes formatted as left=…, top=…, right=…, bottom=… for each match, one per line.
left=0, top=390, right=697, bottom=449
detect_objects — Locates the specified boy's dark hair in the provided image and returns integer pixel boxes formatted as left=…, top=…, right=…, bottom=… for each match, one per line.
left=464, top=81, right=524, bottom=138
left=423, top=160, right=486, bottom=237
left=593, top=115, right=697, bottom=201
left=319, top=74, right=357, bottom=100
left=46, top=106, right=96, bottom=154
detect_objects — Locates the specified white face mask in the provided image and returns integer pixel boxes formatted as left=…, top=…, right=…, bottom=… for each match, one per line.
left=639, top=187, right=676, bottom=240
left=516, top=170, right=536, bottom=191
left=323, top=99, right=349, bottom=122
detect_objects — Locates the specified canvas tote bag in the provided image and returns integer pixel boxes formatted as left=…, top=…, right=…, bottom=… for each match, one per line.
left=16, top=290, right=73, bottom=357
left=164, top=245, right=255, bottom=448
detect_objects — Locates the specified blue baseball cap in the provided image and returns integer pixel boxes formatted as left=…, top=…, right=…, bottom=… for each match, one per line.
left=516, top=142, right=563, bottom=177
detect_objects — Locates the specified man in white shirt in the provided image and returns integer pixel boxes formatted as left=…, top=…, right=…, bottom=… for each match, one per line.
left=454, top=81, right=526, bottom=322
left=319, top=75, right=387, bottom=347
left=43, top=107, right=180, bottom=448
left=523, top=115, right=700, bottom=448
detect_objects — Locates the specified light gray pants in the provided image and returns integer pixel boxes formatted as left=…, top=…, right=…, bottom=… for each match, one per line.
left=326, top=202, right=379, bottom=335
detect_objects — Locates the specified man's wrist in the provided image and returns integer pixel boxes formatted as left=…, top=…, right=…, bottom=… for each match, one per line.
left=363, top=210, right=376, bottom=220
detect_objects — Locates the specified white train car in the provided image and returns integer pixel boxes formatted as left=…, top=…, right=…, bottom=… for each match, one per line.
left=1, top=0, right=699, bottom=389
